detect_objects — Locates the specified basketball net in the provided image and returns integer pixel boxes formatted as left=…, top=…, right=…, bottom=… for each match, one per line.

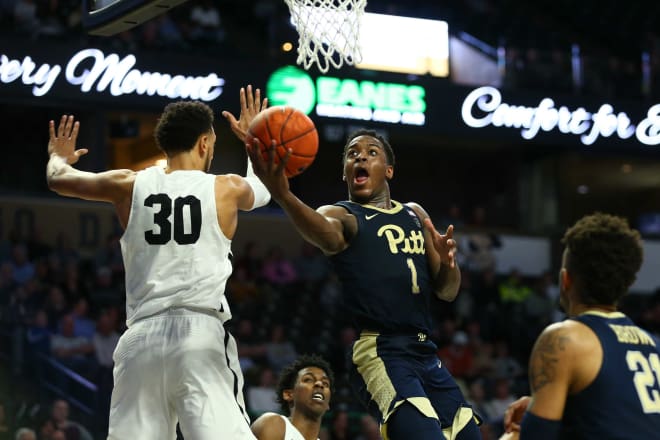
left=284, top=0, right=367, bottom=73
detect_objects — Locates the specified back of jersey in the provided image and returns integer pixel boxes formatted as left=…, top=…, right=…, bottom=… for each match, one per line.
left=563, top=311, right=660, bottom=439
left=120, top=166, right=233, bottom=326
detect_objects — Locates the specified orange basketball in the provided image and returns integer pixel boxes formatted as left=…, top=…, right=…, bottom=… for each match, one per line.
left=247, top=106, right=319, bottom=178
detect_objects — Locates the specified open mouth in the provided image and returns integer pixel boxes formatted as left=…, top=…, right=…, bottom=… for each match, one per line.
left=312, top=392, right=325, bottom=401
left=354, top=168, right=369, bottom=184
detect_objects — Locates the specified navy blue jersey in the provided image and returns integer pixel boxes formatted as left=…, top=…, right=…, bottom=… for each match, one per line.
left=562, top=311, right=660, bottom=439
left=330, top=200, right=434, bottom=334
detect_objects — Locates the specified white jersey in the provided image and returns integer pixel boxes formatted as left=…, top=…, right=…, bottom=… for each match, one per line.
left=280, top=415, right=317, bottom=440
left=120, top=166, right=233, bottom=326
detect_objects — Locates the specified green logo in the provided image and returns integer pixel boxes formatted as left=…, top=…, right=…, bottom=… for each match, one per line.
left=266, top=66, right=316, bottom=115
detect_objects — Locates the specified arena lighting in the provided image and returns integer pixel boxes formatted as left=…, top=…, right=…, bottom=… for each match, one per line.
left=0, top=49, right=224, bottom=101
left=291, top=11, right=449, bottom=76
left=461, top=86, right=660, bottom=146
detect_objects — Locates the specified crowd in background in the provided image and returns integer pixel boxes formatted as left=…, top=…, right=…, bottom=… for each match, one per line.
left=0, top=0, right=659, bottom=100
left=2, top=203, right=660, bottom=440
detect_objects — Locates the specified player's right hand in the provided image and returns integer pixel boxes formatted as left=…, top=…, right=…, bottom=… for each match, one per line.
left=222, top=85, right=268, bottom=142
left=48, top=115, right=88, bottom=165
left=245, top=138, right=290, bottom=200
left=503, top=395, right=531, bottom=433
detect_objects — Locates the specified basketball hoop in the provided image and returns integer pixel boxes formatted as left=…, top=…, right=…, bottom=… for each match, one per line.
left=284, top=0, right=367, bottom=73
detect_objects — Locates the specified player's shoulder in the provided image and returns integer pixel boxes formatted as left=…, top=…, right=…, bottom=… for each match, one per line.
left=403, top=201, right=429, bottom=218
left=535, top=319, right=598, bottom=356
left=317, top=203, right=353, bottom=217
left=250, top=412, right=286, bottom=439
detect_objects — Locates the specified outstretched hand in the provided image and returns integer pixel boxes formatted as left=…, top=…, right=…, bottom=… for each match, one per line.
left=245, top=137, right=291, bottom=200
left=503, top=395, right=531, bottom=433
left=423, top=219, right=458, bottom=268
left=222, top=85, right=268, bottom=142
left=48, top=115, right=88, bottom=165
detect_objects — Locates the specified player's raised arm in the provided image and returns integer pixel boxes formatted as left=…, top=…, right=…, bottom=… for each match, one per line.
left=245, top=139, right=350, bottom=255
left=222, top=85, right=270, bottom=210
left=47, top=115, right=135, bottom=207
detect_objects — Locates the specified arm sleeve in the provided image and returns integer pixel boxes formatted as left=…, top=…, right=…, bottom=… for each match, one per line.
left=244, top=158, right=271, bottom=210
left=519, top=412, right=561, bottom=440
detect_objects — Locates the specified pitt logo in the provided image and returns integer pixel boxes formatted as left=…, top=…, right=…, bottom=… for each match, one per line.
left=377, top=225, right=425, bottom=254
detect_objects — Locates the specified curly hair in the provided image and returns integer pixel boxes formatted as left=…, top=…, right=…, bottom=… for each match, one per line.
left=342, top=129, right=395, bottom=166
left=154, top=101, right=214, bottom=156
left=275, top=354, right=335, bottom=416
left=562, top=212, right=643, bottom=306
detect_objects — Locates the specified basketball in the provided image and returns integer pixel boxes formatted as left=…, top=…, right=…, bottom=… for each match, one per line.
left=247, top=106, right=319, bottom=178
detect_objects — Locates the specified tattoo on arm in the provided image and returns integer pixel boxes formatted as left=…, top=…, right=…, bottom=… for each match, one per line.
left=529, top=329, right=570, bottom=392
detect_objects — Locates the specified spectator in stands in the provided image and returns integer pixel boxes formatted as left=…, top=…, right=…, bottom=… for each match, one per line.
left=69, top=298, right=95, bottom=340
left=14, top=427, right=37, bottom=440
left=355, top=414, right=380, bottom=440
left=247, top=366, right=280, bottom=415
left=235, top=241, right=263, bottom=281
left=188, top=0, right=225, bottom=45
left=88, top=266, right=120, bottom=310
left=497, top=269, right=533, bottom=355
left=92, top=310, right=118, bottom=433
left=42, top=286, right=68, bottom=332
left=8, top=244, right=34, bottom=286
left=48, top=399, right=93, bottom=440
left=94, top=233, right=123, bottom=282
left=50, top=314, right=94, bottom=376
left=322, top=408, right=353, bottom=440
left=491, top=340, right=523, bottom=380
left=265, top=324, right=298, bottom=374
left=437, top=330, right=475, bottom=380
left=261, top=246, right=298, bottom=287
left=0, top=262, right=17, bottom=307
left=25, top=308, right=51, bottom=375
left=484, top=378, right=516, bottom=437
left=234, top=318, right=267, bottom=371
left=294, top=242, right=331, bottom=287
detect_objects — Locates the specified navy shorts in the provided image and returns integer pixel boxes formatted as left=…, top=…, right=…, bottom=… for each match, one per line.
left=350, top=331, right=480, bottom=438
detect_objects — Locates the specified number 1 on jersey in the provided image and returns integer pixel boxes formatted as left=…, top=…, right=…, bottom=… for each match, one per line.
left=406, top=258, right=420, bottom=294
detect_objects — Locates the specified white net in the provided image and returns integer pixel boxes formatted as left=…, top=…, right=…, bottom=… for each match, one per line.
left=284, top=0, right=367, bottom=73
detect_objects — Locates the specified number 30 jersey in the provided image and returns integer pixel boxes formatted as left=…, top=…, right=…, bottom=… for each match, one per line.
left=120, top=166, right=233, bottom=327
left=330, top=200, right=434, bottom=335
left=562, top=311, right=660, bottom=439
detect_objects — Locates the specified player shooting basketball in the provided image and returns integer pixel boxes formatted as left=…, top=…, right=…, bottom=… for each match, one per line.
left=245, top=127, right=482, bottom=439
left=47, top=86, right=270, bottom=439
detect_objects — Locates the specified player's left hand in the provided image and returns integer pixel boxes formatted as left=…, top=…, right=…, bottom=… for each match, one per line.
left=48, top=115, right=88, bottom=165
left=222, top=85, right=268, bottom=142
left=503, top=395, right=531, bottom=433
left=424, top=219, right=457, bottom=268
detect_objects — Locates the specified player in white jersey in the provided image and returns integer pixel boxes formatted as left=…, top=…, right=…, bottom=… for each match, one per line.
left=47, top=86, right=270, bottom=439
left=251, top=355, right=333, bottom=440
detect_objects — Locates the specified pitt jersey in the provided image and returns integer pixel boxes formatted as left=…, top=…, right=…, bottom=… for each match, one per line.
left=562, top=311, right=660, bottom=439
left=330, top=200, right=434, bottom=334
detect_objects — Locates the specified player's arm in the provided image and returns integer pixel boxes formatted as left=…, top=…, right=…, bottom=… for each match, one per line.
left=407, top=202, right=461, bottom=301
left=519, top=322, right=575, bottom=440
left=245, top=138, right=350, bottom=255
left=222, top=85, right=271, bottom=210
left=47, top=115, right=135, bottom=205
left=250, top=413, right=286, bottom=440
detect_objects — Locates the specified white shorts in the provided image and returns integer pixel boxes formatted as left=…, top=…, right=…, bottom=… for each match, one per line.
left=108, top=308, right=256, bottom=440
